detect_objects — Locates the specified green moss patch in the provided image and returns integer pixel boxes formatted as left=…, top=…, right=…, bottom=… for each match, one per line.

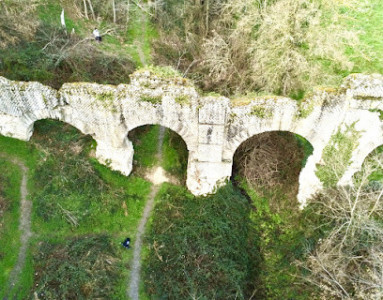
left=174, top=94, right=190, bottom=105
left=316, top=123, right=361, bottom=187
left=250, top=105, right=273, bottom=118
left=140, top=95, right=162, bottom=104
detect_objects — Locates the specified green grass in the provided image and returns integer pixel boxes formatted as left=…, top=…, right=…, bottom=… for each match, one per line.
left=0, top=136, right=37, bottom=167
left=0, top=137, right=38, bottom=299
left=241, top=182, right=318, bottom=299
left=0, top=159, right=22, bottom=298
left=341, top=0, right=383, bottom=75
left=125, top=6, right=157, bottom=66
left=162, top=129, right=188, bottom=182
left=129, top=125, right=160, bottom=168
left=5, top=250, right=34, bottom=300
left=128, top=125, right=189, bottom=183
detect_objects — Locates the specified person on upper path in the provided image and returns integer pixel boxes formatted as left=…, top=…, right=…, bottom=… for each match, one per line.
left=93, top=28, right=102, bottom=42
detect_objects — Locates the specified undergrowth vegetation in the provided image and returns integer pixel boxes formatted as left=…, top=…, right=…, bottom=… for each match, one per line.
left=242, top=183, right=319, bottom=299
left=2, top=0, right=383, bottom=97
left=299, top=149, right=383, bottom=299
left=230, top=132, right=318, bottom=298
left=33, top=235, right=124, bottom=299
left=143, top=184, right=260, bottom=299
left=0, top=0, right=155, bottom=88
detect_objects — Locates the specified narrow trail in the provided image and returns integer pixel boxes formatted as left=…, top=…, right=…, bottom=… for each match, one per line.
left=2, top=159, right=32, bottom=300
left=134, top=0, right=148, bottom=67
left=128, top=126, right=167, bottom=300
left=135, top=41, right=147, bottom=67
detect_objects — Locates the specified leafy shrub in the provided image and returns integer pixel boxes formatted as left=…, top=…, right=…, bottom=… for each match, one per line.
left=143, top=184, right=260, bottom=299
left=31, top=235, right=123, bottom=299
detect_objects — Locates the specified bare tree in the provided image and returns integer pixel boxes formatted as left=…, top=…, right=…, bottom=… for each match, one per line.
left=299, top=150, right=383, bottom=299
left=201, top=0, right=357, bottom=95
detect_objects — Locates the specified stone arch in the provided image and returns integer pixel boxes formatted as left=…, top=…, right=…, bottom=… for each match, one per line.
left=339, top=136, right=383, bottom=187
left=27, top=118, right=91, bottom=142
left=126, top=120, right=196, bottom=153
left=126, top=123, right=191, bottom=185
left=230, top=130, right=315, bottom=203
left=127, top=124, right=189, bottom=181
left=225, top=127, right=316, bottom=162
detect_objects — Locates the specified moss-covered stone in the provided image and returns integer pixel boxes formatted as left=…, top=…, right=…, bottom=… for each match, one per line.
left=250, top=106, right=272, bottom=119
left=175, top=95, right=190, bottom=105
left=96, top=91, right=114, bottom=103
left=140, top=95, right=162, bottom=104
left=316, top=122, right=361, bottom=187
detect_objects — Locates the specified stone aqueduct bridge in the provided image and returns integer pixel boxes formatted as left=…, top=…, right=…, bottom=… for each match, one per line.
left=2, top=70, right=383, bottom=205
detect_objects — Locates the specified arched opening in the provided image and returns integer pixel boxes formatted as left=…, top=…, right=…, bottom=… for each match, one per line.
left=31, top=119, right=95, bottom=156
left=354, top=144, right=383, bottom=190
left=127, top=125, right=189, bottom=185
left=231, top=131, right=315, bottom=298
left=232, top=131, right=313, bottom=207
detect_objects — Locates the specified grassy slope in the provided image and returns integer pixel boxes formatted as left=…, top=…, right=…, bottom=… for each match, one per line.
left=0, top=121, right=153, bottom=298
left=0, top=159, right=22, bottom=297
left=344, top=0, right=383, bottom=74
left=0, top=137, right=36, bottom=299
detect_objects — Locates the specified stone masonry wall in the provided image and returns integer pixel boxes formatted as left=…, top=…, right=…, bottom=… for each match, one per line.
left=1, top=70, right=383, bottom=206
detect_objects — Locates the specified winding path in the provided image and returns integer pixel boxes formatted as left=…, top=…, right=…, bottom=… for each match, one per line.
left=128, top=126, right=167, bottom=300
left=2, top=158, right=32, bottom=300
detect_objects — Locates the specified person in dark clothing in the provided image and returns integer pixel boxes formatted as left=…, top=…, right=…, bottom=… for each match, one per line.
left=122, top=237, right=131, bottom=249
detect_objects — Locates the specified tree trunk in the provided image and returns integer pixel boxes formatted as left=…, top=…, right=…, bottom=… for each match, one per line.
left=112, top=0, right=117, bottom=23
left=87, top=0, right=96, bottom=20
left=83, top=0, right=88, bottom=19
left=126, top=0, right=130, bottom=24
left=205, top=0, right=209, bottom=36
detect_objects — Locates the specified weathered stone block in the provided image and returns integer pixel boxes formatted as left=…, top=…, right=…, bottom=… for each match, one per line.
left=198, top=101, right=227, bottom=124
left=197, top=144, right=223, bottom=162
left=198, top=125, right=224, bottom=145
